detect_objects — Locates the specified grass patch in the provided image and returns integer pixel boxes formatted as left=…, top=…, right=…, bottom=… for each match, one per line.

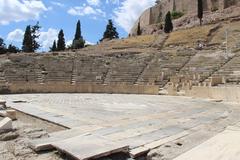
left=165, top=25, right=213, bottom=47
left=210, top=21, right=240, bottom=48
left=171, top=11, right=184, bottom=20
left=105, top=35, right=158, bottom=47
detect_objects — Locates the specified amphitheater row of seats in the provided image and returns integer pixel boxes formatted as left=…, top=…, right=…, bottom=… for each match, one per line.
left=0, top=51, right=240, bottom=86
left=213, top=55, right=240, bottom=84
left=179, top=51, right=229, bottom=82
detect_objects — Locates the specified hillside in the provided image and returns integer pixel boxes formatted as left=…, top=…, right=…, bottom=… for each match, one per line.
left=0, top=17, right=240, bottom=93
left=130, top=0, right=240, bottom=36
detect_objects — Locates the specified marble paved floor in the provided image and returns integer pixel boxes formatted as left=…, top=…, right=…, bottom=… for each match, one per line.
left=2, top=94, right=240, bottom=159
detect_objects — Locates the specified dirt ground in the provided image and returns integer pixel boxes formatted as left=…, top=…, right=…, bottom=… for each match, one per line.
left=0, top=111, right=65, bottom=160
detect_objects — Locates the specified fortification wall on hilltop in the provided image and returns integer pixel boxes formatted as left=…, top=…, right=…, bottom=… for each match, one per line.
left=130, top=0, right=240, bottom=36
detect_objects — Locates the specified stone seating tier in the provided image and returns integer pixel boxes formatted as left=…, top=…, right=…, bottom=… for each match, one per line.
left=213, top=56, right=240, bottom=84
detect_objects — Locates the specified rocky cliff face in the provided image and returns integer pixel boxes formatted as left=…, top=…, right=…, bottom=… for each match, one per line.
left=130, top=0, right=240, bottom=36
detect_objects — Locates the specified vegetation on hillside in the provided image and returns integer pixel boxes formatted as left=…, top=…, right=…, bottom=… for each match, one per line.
left=165, top=25, right=213, bottom=47
left=22, top=22, right=41, bottom=53
left=0, top=37, right=20, bottom=54
left=101, top=19, right=119, bottom=41
left=0, top=38, right=7, bottom=54
left=198, top=0, right=203, bottom=25
left=7, top=44, right=20, bottom=53
left=57, top=29, right=66, bottom=51
left=164, top=11, right=173, bottom=33
left=171, top=11, right=184, bottom=20
left=137, top=22, right=142, bottom=36
left=50, top=40, right=57, bottom=52
left=72, top=20, right=85, bottom=49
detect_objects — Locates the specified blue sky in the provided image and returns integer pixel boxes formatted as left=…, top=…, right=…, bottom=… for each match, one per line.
left=0, top=0, right=155, bottom=51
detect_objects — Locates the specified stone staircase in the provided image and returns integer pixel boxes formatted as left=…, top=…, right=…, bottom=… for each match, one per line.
left=136, top=51, right=192, bottom=87
left=71, top=58, right=77, bottom=85
left=104, top=54, right=151, bottom=84
left=0, top=71, right=7, bottom=85
left=74, top=56, right=110, bottom=84
left=38, top=57, right=73, bottom=83
left=180, top=51, right=229, bottom=82
left=213, top=54, right=240, bottom=84
left=35, top=69, right=45, bottom=84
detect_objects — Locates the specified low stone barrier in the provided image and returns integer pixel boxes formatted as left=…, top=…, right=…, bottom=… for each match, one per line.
left=186, top=86, right=240, bottom=103
left=1, top=82, right=159, bottom=95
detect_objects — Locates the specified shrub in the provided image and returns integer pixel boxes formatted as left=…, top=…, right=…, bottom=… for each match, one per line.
left=171, top=11, right=184, bottom=19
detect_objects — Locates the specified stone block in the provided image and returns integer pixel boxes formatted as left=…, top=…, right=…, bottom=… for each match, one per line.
left=0, top=100, right=6, bottom=109
left=0, top=117, right=12, bottom=134
left=0, top=110, right=17, bottom=120
left=6, top=110, right=17, bottom=120
left=0, top=111, right=7, bottom=117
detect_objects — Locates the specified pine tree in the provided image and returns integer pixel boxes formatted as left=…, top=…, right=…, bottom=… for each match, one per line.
left=164, top=11, right=173, bottom=33
left=74, top=20, right=82, bottom=40
left=31, top=22, right=41, bottom=51
left=22, top=25, right=33, bottom=52
left=22, top=22, right=41, bottom=53
left=72, top=20, right=85, bottom=49
left=137, top=21, right=142, bottom=36
left=50, top=40, right=57, bottom=52
left=102, top=19, right=119, bottom=40
left=0, top=37, right=7, bottom=54
left=57, top=29, right=66, bottom=51
left=7, top=44, right=20, bottom=53
left=198, top=0, right=203, bottom=25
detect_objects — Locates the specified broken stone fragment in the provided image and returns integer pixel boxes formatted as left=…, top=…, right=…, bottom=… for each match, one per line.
left=6, top=110, right=17, bottom=120
left=0, top=100, right=6, bottom=109
left=0, top=117, right=13, bottom=134
left=0, top=131, right=19, bottom=141
left=0, top=110, right=17, bottom=120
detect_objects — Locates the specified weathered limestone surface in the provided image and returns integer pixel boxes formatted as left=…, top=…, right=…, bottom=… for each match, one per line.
left=130, top=0, right=240, bottom=35
left=174, top=124, right=240, bottom=160
left=2, top=94, right=240, bottom=159
left=0, top=117, right=12, bottom=133
left=52, top=134, right=129, bottom=160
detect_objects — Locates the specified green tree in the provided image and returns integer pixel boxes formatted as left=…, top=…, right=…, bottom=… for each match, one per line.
left=57, top=29, right=66, bottom=51
left=72, top=20, right=85, bottom=49
left=22, top=25, right=33, bottom=52
left=102, top=19, right=119, bottom=40
left=137, top=21, right=142, bottom=36
left=74, top=20, right=82, bottom=40
left=164, top=11, right=173, bottom=33
left=198, top=0, right=203, bottom=25
left=22, top=22, right=41, bottom=53
left=50, top=40, right=57, bottom=52
left=0, top=38, right=7, bottom=54
left=7, top=44, right=20, bottom=53
left=31, top=22, right=41, bottom=51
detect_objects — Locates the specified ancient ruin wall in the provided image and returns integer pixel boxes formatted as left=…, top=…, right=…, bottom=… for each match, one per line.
left=2, top=83, right=159, bottom=95
left=130, top=0, right=240, bottom=35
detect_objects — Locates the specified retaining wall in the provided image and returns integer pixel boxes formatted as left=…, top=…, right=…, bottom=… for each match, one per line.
left=186, top=86, right=240, bottom=103
left=1, top=83, right=159, bottom=95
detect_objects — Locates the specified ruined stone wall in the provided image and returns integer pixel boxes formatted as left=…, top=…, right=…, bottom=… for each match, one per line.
left=3, top=83, right=159, bottom=95
left=130, top=0, right=240, bottom=35
left=186, top=86, right=240, bottom=103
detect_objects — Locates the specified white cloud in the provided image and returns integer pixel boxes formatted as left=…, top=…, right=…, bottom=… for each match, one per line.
left=87, top=0, right=100, bottom=6
left=66, top=40, right=72, bottom=47
left=106, top=0, right=119, bottom=5
left=7, top=28, right=58, bottom=50
left=0, top=0, right=48, bottom=25
left=7, top=29, right=24, bottom=42
left=68, top=5, right=105, bottom=17
left=66, top=40, right=95, bottom=47
left=86, top=41, right=95, bottom=45
left=51, top=1, right=65, bottom=7
left=113, top=0, right=155, bottom=32
left=38, top=28, right=58, bottom=50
